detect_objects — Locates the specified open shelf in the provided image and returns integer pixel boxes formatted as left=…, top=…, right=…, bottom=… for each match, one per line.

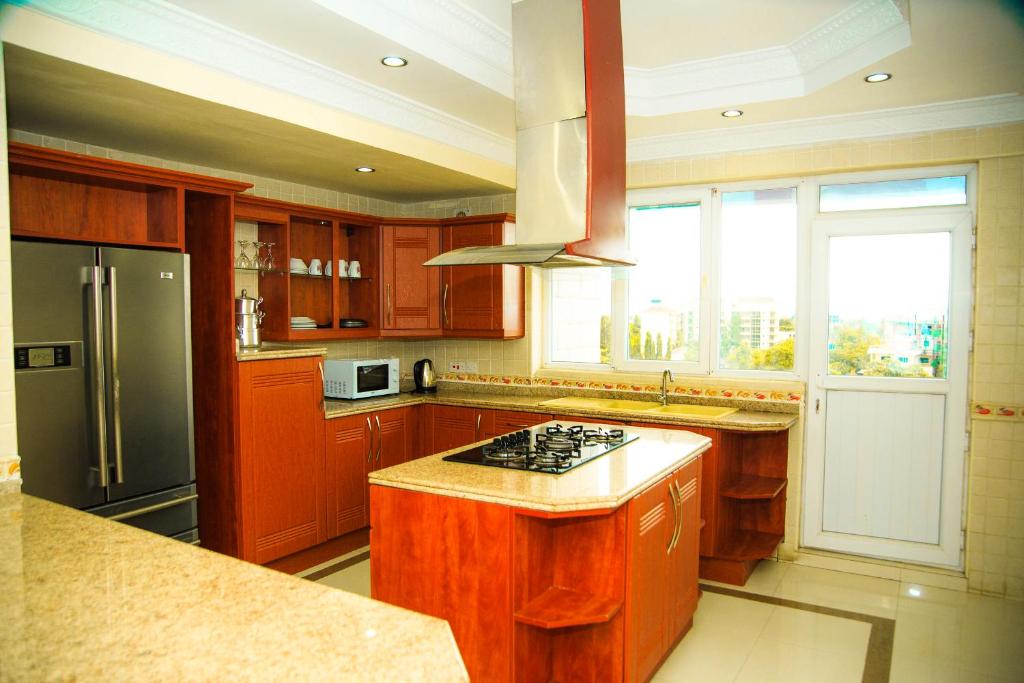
left=720, top=475, right=787, bottom=500
left=234, top=267, right=284, bottom=275
left=715, top=530, right=783, bottom=561
left=514, top=586, right=622, bottom=629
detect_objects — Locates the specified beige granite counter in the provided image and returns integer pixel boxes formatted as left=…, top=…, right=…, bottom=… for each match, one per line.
left=0, top=494, right=467, bottom=682
left=325, top=390, right=797, bottom=432
left=369, top=421, right=711, bottom=512
left=236, top=343, right=328, bottom=362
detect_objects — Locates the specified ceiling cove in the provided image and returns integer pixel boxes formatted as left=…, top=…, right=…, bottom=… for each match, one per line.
left=318, top=0, right=912, bottom=116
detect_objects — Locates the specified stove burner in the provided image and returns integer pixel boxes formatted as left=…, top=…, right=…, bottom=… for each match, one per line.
left=530, top=450, right=572, bottom=468
left=582, top=428, right=625, bottom=445
left=545, top=424, right=583, bottom=438
left=481, top=444, right=529, bottom=462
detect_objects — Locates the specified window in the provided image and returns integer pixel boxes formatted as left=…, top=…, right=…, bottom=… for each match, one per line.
left=718, top=188, right=797, bottom=371
left=626, top=204, right=701, bottom=362
left=820, top=175, right=966, bottom=212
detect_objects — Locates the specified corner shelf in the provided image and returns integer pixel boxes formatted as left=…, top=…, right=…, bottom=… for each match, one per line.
left=715, top=530, right=783, bottom=561
left=719, top=475, right=787, bottom=500
left=514, top=587, right=622, bottom=629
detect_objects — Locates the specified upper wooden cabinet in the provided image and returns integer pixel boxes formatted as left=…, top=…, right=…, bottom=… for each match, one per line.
left=380, top=224, right=442, bottom=336
left=441, top=217, right=524, bottom=339
left=8, top=142, right=248, bottom=250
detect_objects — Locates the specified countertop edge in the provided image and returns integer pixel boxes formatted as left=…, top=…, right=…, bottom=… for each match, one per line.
left=236, top=345, right=328, bottom=362
left=368, top=440, right=712, bottom=512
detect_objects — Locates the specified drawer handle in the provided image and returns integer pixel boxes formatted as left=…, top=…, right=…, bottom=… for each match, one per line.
left=366, top=416, right=373, bottom=463
left=375, top=415, right=382, bottom=463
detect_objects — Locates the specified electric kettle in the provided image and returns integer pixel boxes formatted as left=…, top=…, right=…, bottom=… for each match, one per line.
left=413, top=358, right=437, bottom=394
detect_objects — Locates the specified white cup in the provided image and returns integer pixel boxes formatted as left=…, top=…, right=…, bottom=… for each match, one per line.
left=324, top=261, right=332, bottom=277
left=338, top=259, right=348, bottom=278
left=348, top=260, right=361, bottom=278
left=289, top=257, right=308, bottom=273
left=309, top=258, right=323, bottom=276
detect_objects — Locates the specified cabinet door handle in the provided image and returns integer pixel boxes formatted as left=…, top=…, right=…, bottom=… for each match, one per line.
left=318, top=361, right=325, bottom=414
left=385, top=284, right=392, bottom=326
left=366, top=416, right=373, bottom=463
left=667, top=481, right=679, bottom=554
left=442, top=283, right=449, bottom=327
left=375, top=415, right=382, bottom=463
left=475, top=413, right=481, bottom=440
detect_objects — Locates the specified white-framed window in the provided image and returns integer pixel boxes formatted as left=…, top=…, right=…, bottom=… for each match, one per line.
left=542, top=165, right=974, bottom=379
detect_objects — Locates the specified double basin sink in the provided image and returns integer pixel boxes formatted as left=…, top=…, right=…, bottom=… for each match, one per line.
left=538, top=396, right=738, bottom=419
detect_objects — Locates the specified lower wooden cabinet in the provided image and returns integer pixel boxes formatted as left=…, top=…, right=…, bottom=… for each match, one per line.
left=237, top=357, right=327, bottom=564
left=625, top=456, right=702, bottom=682
left=486, top=410, right=553, bottom=438
left=325, top=407, right=411, bottom=539
left=431, top=404, right=493, bottom=452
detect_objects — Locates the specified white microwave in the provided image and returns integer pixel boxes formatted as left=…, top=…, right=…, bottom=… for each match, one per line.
left=323, top=358, right=400, bottom=399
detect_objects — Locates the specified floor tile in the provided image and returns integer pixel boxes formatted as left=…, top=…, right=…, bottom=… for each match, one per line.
left=701, top=558, right=791, bottom=596
left=773, top=564, right=900, bottom=618
left=734, top=636, right=864, bottom=683
left=756, top=603, right=871, bottom=655
left=315, top=558, right=371, bottom=597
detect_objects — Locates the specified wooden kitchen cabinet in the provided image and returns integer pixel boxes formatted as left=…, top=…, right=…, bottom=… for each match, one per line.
left=380, top=224, right=441, bottom=336
left=237, top=356, right=327, bottom=564
left=486, top=410, right=553, bottom=438
left=431, top=405, right=493, bottom=453
left=441, top=216, right=524, bottom=339
left=625, top=456, right=702, bottom=682
left=325, top=407, right=411, bottom=539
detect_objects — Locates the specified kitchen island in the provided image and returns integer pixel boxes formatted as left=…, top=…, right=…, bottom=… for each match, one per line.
left=368, top=422, right=710, bottom=682
left=0, top=493, right=467, bottom=681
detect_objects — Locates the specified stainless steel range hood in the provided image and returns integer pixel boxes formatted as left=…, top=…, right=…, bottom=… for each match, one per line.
left=425, top=0, right=633, bottom=269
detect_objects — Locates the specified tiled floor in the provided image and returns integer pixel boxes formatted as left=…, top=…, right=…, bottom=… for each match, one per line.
left=311, top=556, right=1024, bottom=682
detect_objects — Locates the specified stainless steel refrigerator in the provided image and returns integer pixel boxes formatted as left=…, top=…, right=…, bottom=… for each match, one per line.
left=12, top=241, right=198, bottom=543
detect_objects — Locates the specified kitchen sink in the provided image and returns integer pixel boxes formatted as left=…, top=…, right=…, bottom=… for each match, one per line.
left=642, top=404, right=738, bottom=418
left=538, top=397, right=662, bottom=411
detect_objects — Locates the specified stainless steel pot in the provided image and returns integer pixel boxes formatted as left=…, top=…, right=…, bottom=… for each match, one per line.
left=235, top=288, right=263, bottom=315
left=236, top=309, right=264, bottom=349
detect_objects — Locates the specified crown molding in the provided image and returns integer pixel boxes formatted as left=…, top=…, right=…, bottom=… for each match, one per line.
left=626, top=95, right=1024, bottom=162
left=9, top=0, right=515, bottom=164
left=310, top=0, right=513, bottom=98
left=625, top=0, right=910, bottom=116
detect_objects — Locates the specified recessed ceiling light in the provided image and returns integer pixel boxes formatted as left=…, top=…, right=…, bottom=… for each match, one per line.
left=721, top=109, right=743, bottom=118
left=381, top=56, right=408, bottom=68
left=864, top=72, right=892, bottom=83
left=354, top=166, right=375, bottom=173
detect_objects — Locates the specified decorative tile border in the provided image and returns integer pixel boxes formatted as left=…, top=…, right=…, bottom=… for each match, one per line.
left=971, top=402, right=1023, bottom=421
left=0, top=455, right=21, bottom=485
left=438, top=372, right=804, bottom=405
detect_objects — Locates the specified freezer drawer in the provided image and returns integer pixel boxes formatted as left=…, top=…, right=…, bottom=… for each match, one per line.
left=90, top=484, right=198, bottom=538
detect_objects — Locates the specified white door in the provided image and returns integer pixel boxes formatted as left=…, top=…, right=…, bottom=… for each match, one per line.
left=803, top=208, right=971, bottom=568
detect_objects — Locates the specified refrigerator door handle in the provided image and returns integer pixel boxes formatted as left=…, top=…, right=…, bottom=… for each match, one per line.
left=106, top=266, right=125, bottom=485
left=89, top=266, right=110, bottom=488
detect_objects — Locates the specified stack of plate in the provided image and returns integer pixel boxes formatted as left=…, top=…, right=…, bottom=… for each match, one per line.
left=290, top=316, right=317, bottom=329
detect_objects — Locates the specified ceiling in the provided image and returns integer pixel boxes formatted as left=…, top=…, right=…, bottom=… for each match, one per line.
left=2, top=0, right=1022, bottom=202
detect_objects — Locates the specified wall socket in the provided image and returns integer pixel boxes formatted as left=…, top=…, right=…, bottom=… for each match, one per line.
left=448, top=360, right=478, bottom=372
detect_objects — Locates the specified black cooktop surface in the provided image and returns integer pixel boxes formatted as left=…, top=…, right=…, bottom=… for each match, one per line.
left=442, top=423, right=638, bottom=474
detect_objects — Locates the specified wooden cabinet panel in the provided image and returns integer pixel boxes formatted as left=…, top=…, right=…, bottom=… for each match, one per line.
left=487, top=410, right=553, bottom=438
left=238, top=357, right=326, bottom=563
left=326, top=414, right=371, bottom=538
left=432, top=405, right=492, bottom=453
left=668, top=458, right=702, bottom=641
left=441, top=219, right=524, bottom=339
left=381, top=225, right=441, bottom=335
left=625, top=475, right=673, bottom=683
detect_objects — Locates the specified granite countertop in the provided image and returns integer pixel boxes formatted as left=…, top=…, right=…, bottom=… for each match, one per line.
left=0, top=494, right=468, bottom=682
left=368, top=421, right=711, bottom=512
left=325, top=390, right=798, bottom=432
left=236, top=343, right=328, bottom=362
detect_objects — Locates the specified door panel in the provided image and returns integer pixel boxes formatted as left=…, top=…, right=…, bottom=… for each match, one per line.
left=823, top=391, right=945, bottom=544
left=381, top=225, right=440, bottom=333
left=804, top=208, right=971, bottom=567
left=626, top=476, right=672, bottom=683
left=12, top=241, right=104, bottom=508
left=442, top=222, right=503, bottom=332
left=100, top=247, right=194, bottom=501
left=327, top=415, right=371, bottom=538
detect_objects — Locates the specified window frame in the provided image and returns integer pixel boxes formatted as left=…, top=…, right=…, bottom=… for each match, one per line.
left=541, top=164, right=976, bottom=381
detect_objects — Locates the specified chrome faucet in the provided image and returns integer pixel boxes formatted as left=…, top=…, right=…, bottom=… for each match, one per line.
left=660, top=369, right=674, bottom=406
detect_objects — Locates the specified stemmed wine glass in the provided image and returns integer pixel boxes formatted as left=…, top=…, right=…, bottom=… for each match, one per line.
left=235, top=240, right=252, bottom=269
left=261, top=243, right=277, bottom=272
left=252, top=241, right=266, bottom=271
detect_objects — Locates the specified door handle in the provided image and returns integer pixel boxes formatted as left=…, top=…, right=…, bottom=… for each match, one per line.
left=366, top=416, right=373, bottom=463
left=376, top=413, right=385, bottom=462
left=89, top=266, right=109, bottom=488
left=475, top=413, right=481, bottom=440
left=318, top=361, right=325, bottom=414
left=666, top=481, right=679, bottom=554
left=385, top=284, right=392, bottom=326
left=670, top=480, right=683, bottom=552
left=105, top=267, right=124, bottom=485
left=108, top=494, right=198, bottom=521
left=442, top=283, right=449, bottom=327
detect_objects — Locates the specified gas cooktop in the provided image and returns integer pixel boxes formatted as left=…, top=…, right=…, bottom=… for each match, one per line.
left=442, top=423, right=638, bottom=474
